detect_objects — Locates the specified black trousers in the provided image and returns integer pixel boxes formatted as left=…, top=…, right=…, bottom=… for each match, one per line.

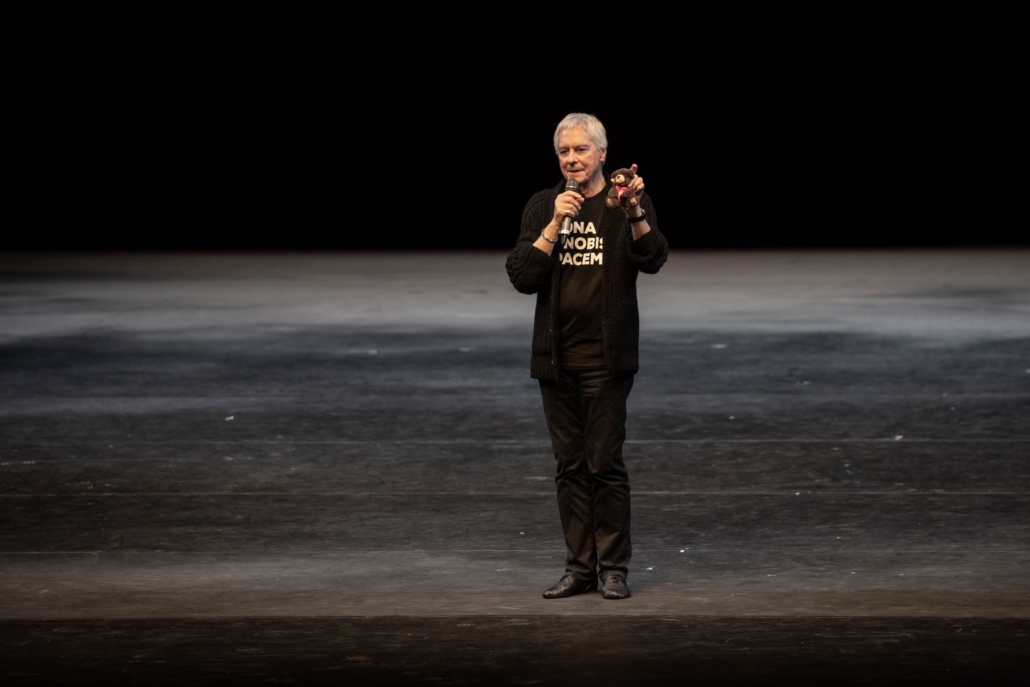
left=539, top=367, right=635, bottom=581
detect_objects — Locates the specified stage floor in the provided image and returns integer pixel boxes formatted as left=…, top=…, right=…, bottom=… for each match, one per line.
left=1, top=250, right=1028, bottom=683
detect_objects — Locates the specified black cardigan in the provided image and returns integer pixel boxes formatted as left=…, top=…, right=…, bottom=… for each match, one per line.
left=505, top=178, right=669, bottom=384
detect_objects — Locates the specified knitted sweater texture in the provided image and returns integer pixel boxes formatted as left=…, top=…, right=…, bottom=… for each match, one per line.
left=505, top=178, right=669, bottom=384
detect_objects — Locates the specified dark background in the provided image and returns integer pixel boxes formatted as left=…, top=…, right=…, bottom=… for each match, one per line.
left=12, top=6, right=1028, bottom=250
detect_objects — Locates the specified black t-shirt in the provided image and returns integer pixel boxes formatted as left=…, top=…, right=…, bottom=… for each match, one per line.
left=558, top=185, right=607, bottom=369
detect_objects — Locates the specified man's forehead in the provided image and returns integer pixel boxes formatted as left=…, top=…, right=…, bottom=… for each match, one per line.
left=558, top=128, right=593, bottom=147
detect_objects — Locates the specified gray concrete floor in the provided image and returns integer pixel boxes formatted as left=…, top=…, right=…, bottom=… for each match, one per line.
left=1, top=250, right=1028, bottom=683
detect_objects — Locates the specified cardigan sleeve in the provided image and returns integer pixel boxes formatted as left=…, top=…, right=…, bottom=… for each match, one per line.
left=505, top=191, right=555, bottom=294
left=627, top=195, right=669, bottom=274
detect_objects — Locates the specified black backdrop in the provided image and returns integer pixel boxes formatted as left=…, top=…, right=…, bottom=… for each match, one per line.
left=13, top=6, right=1027, bottom=250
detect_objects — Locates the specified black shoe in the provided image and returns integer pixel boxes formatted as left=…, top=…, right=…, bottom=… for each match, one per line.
left=600, top=574, right=630, bottom=599
left=542, top=575, right=597, bottom=599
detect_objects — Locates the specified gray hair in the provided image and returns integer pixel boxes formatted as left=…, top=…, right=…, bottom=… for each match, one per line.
left=553, top=113, right=608, bottom=155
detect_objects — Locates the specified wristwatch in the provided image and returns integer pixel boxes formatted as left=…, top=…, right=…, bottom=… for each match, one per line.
left=627, top=209, right=648, bottom=224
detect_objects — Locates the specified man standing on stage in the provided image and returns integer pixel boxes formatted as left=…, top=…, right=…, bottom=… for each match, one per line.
left=505, top=113, right=669, bottom=600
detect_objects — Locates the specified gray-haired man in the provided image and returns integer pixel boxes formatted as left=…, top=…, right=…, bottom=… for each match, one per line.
left=505, top=113, right=669, bottom=599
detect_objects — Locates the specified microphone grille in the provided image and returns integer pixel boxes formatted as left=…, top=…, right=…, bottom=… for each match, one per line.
left=565, top=178, right=580, bottom=192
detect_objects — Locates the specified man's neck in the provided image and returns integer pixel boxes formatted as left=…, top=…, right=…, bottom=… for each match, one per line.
left=580, top=172, right=606, bottom=199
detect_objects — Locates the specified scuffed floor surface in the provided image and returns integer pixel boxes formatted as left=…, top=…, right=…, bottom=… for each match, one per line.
left=1, top=250, right=1028, bottom=684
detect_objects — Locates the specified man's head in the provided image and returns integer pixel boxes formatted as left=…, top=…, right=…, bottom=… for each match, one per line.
left=553, top=113, right=607, bottom=188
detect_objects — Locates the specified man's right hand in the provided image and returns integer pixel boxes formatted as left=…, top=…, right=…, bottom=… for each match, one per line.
left=553, top=190, right=585, bottom=225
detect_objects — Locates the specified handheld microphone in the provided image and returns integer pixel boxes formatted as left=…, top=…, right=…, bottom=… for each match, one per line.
left=559, top=178, right=580, bottom=236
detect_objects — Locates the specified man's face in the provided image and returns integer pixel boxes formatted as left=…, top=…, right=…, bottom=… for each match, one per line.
left=557, top=127, right=605, bottom=186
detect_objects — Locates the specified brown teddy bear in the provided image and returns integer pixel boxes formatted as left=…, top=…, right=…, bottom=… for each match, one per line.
left=606, top=168, right=638, bottom=208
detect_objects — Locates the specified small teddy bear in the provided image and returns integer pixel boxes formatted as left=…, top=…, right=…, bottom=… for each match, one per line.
left=606, top=167, right=638, bottom=208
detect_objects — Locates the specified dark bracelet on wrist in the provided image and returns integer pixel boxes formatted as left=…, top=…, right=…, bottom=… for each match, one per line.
left=627, top=209, right=648, bottom=224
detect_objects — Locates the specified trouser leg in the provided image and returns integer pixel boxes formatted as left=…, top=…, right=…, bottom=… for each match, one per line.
left=577, top=368, right=634, bottom=578
left=540, top=368, right=634, bottom=580
left=540, top=374, right=596, bottom=580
